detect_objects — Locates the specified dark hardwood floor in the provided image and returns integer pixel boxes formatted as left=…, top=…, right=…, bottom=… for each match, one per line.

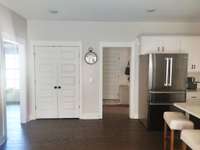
left=1, top=105, right=162, bottom=150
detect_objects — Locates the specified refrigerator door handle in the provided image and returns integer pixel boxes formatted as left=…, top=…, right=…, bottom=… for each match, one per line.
left=164, top=58, right=169, bottom=86
left=169, top=57, right=173, bottom=86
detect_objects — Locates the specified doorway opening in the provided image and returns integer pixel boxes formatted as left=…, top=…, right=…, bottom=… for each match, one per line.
left=102, top=47, right=131, bottom=118
left=3, top=41, right=22, bottom=142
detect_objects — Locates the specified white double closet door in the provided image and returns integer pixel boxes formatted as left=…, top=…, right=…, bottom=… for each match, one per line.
left=35, top=45, right=80, bottom=119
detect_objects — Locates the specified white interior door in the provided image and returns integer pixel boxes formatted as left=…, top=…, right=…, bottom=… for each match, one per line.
left=35, top=45, right=80, bottom=119
left=57, top=47, right=80, bottom=118
left=35, top=46, right=59, bottom=118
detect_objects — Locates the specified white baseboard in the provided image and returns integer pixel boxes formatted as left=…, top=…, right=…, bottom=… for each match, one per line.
left=21, top=117, right=29, bottom=124
left=0, top=136, right=6, bottom=146
left=29, top=114, right=36, bottom=121
left=30, top=113, right=101, bottom=120
left=80, top=113, right=101, bottom=120
left=130, top=113, right=139, bottom=119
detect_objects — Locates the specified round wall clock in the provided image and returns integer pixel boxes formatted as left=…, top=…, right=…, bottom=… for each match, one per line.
left=85, top=48, right=98, bottom=65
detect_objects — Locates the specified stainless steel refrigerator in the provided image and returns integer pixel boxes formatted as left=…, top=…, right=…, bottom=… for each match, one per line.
left=139, top=53, right=188, bottom=130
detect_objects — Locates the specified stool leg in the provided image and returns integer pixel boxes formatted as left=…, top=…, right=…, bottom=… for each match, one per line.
left=163, top=122, right=167, bottom=150
left=182, top=142, right=187, bottom=150
left=170, top=130, right=175, bottom=150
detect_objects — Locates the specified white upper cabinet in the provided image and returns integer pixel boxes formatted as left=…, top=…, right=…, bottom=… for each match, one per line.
left=160, top=36, right=181, bottom=53
left=140, top=36, right=181, bottom=54
left=180, top=36, right=200, bottom=72
left=140, top=36, right=162, bottom=54
left=140, top=35, right=200, bottom=73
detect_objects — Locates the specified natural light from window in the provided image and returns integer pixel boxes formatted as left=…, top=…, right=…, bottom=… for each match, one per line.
left=5, top=54, right=20, bottom=89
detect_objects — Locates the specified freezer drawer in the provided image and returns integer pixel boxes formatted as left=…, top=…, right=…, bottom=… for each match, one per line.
left=149, top=91, right=186, bottom=104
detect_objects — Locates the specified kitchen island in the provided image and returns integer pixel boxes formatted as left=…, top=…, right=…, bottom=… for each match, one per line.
left=174, top=102, right=200, bottom=128
left=174, top=102, right=200, bottom=119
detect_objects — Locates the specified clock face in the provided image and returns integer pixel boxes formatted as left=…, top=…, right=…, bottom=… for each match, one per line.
left=85, top=51, right=98, bottom=64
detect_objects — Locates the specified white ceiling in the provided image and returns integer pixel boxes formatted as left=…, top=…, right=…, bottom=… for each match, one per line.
left=0, top=0, right=200, bottom=22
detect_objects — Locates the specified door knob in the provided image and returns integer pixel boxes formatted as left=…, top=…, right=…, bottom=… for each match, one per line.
left=54, top=86, right=58, bottom=89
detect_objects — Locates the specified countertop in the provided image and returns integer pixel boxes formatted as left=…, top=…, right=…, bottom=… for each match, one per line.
left=187, top=89, right=200, bottom=92
left=174, top=102, right=200, bottom=119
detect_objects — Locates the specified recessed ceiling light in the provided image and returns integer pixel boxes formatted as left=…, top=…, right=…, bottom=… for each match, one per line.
left=146, top=9, right=156, bottom=13
left=49, top=9, right=59, bottom=14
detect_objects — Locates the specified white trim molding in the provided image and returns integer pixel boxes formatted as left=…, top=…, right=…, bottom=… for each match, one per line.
left=130, top=40, right=140, bottom=119
left=0, top=136, right=6, bottom=146
left=99, top=42, right=133, bottom=48
left=0, top=36, right=7, bottom=147
left=30, top=41, right=82, bottom=47
left=19, top=43, right=28, bottom=123
left=99, top=42, right=139, bottom=119
left=30, top=41, right=83, bottom=120
left=1, top=39, right=28, bottom=124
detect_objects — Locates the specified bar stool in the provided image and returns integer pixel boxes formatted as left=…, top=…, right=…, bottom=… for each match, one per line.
left=181, top=130, right=200, bottom=150
left=163, top=112, right=194, bottom=150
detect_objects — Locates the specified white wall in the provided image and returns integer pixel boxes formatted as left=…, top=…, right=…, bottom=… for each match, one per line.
left=27, top=20, right=200, bottom=119
left=0, top=4, right=27, bottom=145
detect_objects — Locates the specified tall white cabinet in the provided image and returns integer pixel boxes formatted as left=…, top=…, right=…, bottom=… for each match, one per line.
left=34, top=45, right=80, bottom=119
left=140, top=35, right=200, bottom=72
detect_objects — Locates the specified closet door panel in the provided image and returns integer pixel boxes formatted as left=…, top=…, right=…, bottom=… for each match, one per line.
left=57, top=47, right=80, bottom=118
left=35, top=46, right=59, bottom=118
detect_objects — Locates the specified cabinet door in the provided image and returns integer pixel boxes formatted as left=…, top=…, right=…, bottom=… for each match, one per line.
left=140, top=36, right=162, bottom=54
left=160, top=36, right=181, bottom=53
left=57, top=46, right=80, bottom=118
left=140, top=36, right=181, bottom=54
left=180, top=36, right=200, bottom=72
left=35, top=46, right=59, bottom=118
left=186, top=91, right=200, bottom=103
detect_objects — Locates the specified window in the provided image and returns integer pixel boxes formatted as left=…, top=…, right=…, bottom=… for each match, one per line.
left=4, top=42, right=20, bottom=103
left=5, top=54, right=20, bottom=89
